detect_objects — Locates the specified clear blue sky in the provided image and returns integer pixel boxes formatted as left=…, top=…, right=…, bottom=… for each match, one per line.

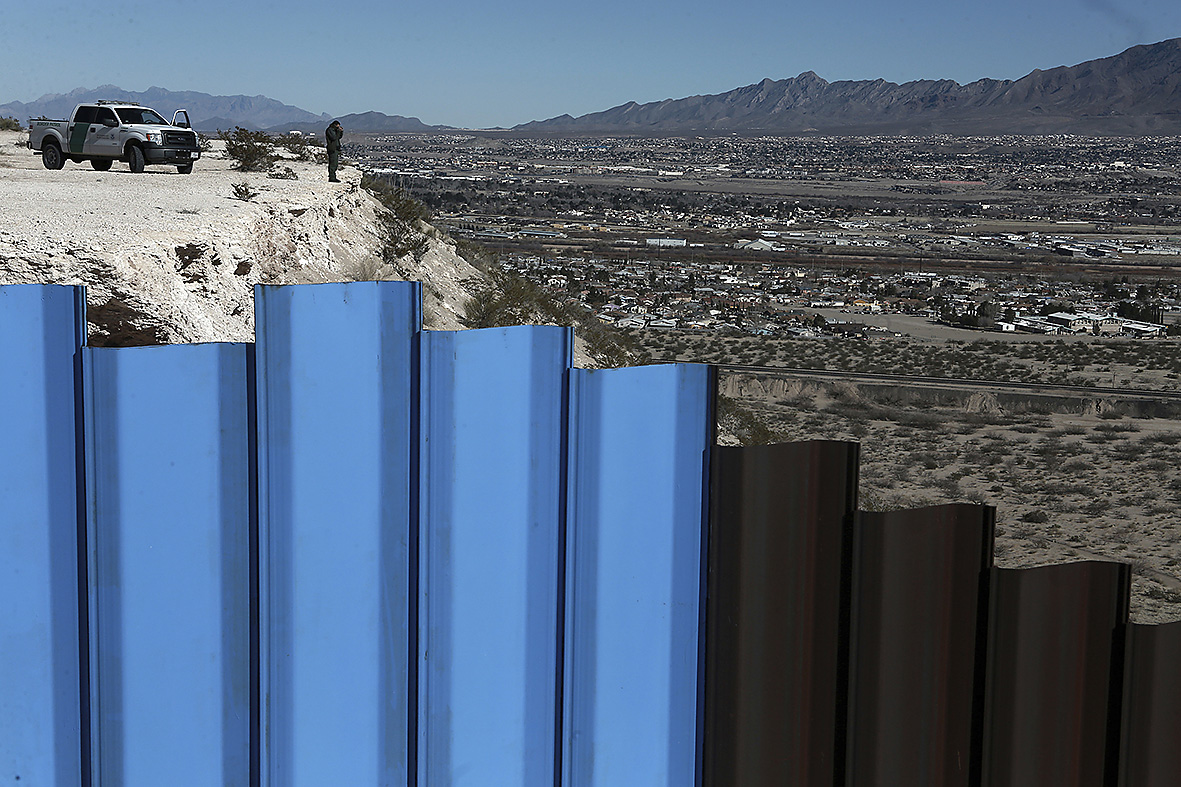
left=4, top=0, right=1179, bottom=128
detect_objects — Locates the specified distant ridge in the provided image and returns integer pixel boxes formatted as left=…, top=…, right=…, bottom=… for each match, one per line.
left=5, top=38, right=1178, bottom=135
left=0, top=87, right=447, bottom=134
left=516, top=38, right=1181, bottom=135
left=275, top=111, right=447, bottom=135
left=0, top=86, right=329, bottom=132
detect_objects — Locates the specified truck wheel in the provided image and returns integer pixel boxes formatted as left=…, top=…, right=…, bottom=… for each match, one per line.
left=127, top=145, right=145, bottom=173
left=177, top=164, right=193, bottom=174
left=91, top=159, right=112, bottom=172
left=42, top=142, right=64, bottom=170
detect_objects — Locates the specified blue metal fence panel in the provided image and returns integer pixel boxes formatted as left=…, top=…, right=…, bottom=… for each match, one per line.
left=82, top=343, right=252, bottom=786
left=0, top=285, right=86, bottom=787
left=417, top=325, right=571, bottom=786
left=563, top=363, right=715, bottom=787
left=254, top=282, right=421, bottom=787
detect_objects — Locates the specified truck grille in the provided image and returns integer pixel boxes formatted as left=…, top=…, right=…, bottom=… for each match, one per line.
left=164, top=130, right=198, bottom=148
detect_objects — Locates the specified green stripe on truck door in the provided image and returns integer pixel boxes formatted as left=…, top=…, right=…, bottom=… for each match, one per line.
left=69, top=122, right=88, bottom=154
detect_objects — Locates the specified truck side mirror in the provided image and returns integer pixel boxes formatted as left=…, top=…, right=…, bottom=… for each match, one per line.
left=102, top=117, right=118, bottom=127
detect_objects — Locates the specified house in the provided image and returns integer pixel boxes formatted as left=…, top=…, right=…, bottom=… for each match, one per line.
left=1075, top=311, right=1122, bottom=335
left=1046, top=312, right=1090, bottom=333
left=1118, top=319, right=1166, bottom=337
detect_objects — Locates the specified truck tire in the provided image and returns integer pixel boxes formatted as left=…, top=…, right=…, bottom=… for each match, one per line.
left=91, top=158, right=112, bottom=172
left=42, top=142, right=64, bottom=170
left=177, top=164, right=193, bottom=174
left=127, top=145, right=145, bottom=173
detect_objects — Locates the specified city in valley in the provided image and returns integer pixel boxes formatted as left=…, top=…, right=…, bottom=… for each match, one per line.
left=352, top=132, right=1181, bottom=341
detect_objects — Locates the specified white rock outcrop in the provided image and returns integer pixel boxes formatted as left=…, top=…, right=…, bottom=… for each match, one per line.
left=0, top=130, right=483, bottom=344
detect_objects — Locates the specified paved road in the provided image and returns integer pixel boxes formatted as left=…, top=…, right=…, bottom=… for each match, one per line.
left=717, top=363, right=1181, bottom=402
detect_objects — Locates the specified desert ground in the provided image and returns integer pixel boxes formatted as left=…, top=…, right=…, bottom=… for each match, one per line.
left=639, top=330, right=1181, bottom=623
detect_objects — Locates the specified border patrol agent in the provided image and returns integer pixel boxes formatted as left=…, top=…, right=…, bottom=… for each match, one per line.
left=326, top=120, right=343, bottom=182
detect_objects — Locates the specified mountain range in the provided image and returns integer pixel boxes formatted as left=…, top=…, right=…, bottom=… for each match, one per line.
left=3, top=38, right=1179, bottom=135
left=518, top=38, right=1181, bottom=135
left=0, top=86, right=435, bottom=134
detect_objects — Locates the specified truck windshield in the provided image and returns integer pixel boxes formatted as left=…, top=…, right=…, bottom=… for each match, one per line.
left=115, top=108, right=168, bottom=125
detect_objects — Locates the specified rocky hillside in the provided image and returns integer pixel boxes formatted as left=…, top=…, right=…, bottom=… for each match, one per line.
left=0, top=130, right=484, bottom=345
left=518, top=37, right=1181, bottom=135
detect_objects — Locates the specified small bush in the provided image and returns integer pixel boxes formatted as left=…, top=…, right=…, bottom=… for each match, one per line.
left=363, top=174, right=432, bottom=265
left=1142, top=584, right=1181, bottom=604
left=718, top=395, right=778, bottom=446
left=268, top=165, right=297, bottom=180
left=0, top=116, right=21, bottom=131
left=274, top=132, right=320, bottom=161
left=455, top=242, right=636, bottom=367
left=1083, top=498, right=1113, bottom=515
left=217, top=127, right=279, bottom=172
left=231, top=182, right=258, bottom=201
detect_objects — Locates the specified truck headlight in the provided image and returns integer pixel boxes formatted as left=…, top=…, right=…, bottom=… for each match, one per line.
left=145, top=131, right=162, bottom=144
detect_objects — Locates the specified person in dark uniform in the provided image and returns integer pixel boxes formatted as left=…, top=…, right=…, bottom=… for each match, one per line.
left=325, top=120, right=343, bottom=182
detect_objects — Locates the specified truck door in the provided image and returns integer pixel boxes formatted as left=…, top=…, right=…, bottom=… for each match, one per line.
left=88, top=107, right=121, bottom=156
left=172, top=109, right=191, bottom=128
left=68, top=105, right=97, bottom=154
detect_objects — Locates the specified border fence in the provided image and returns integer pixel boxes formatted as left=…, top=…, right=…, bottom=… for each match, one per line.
left=2, top=282, right=1178, bottom=786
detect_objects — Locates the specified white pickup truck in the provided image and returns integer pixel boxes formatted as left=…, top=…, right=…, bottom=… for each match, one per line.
left=28, top=101, right=201, bottom=174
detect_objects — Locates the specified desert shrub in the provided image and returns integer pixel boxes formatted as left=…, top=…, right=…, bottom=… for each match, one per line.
left=1083, top=498, right=1113, bottom=515
left=217, top=127, right=279, bottom=172
left=1141, top=458, right=1172, bottom=473
left=1021, top=509, right=1050, bottom=523
left=268, top=165, right=297, bottom=180
left=911, top=451, right=940, bottom=470
left=197, top=133, right=213, bottom=153
left=893, top=410, right=945, bottom=428
left=1096, top=421, right=1140, bottom=434
left=1142, top=584, right=1181, bottom=604
left=363, top=174, right=433, bottom=265
left=364, top=174, right=430, bottom=224
left=456, top=243, right=636, bottom=367
left=231, top=182, right=258, bottom=201
left=274, top=132, right=316, bottom=161
left=0, top=116, right=22, bottom=131
left=934, top=476, right=963, bottom=498
left=718, top=395, right=778, bottom=445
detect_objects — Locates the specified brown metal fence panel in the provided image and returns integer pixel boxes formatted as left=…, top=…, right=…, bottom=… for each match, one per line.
left=704, top=441, right=859, bottom=787
left=983, top=561, right=1131, bottom=787
left=1120, top=620, right=1181, bottom=787
left=846, top=504, right=994, bottom=787
left=697, top=435, right=1181, bottom=786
